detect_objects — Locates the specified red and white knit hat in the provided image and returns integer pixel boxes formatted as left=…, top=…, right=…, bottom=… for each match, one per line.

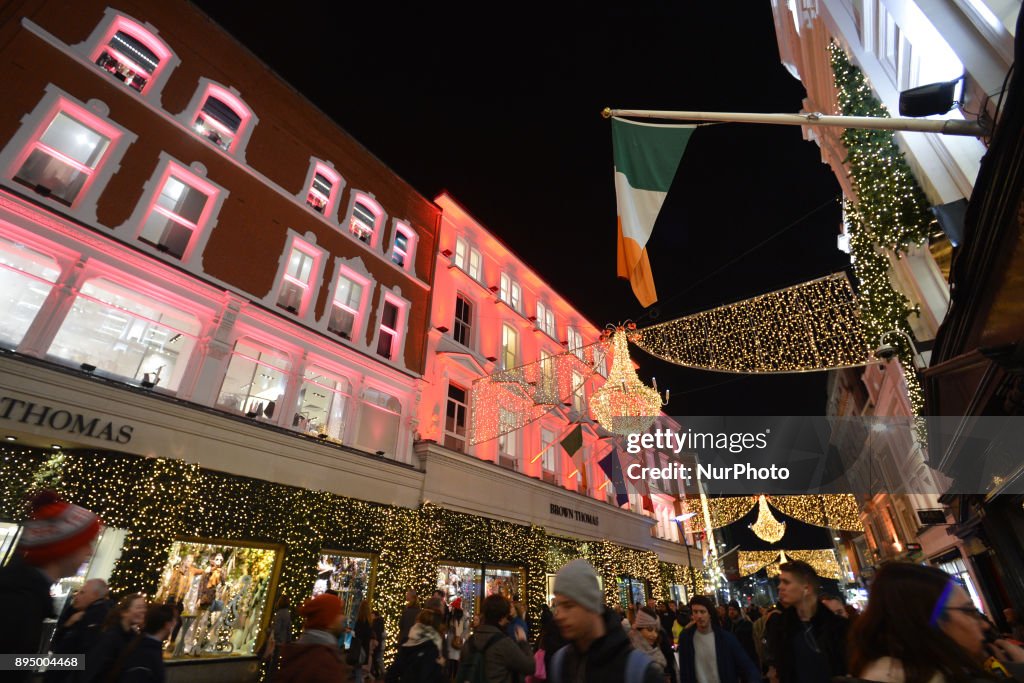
left=19, top=491, right=102, bottom=566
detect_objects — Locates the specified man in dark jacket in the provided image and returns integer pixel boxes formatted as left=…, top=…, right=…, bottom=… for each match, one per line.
left=460, top=594, right=534, bottom=683
left=48, top=579, right=112, bottom=682
left=277, top=593, right=348, bottom=683
left=765, top=560, right=848, bottom=683
left=679, top=596, right=761, bottom=683
left=116, top=604, right=177, bottom=683
left=398, top=589, right=420, bottom=646
left=548, top=559, right=661, bottom=683
left=727, top=600, right=758, bottom=669
left=0, top=491, right=101, bottom=683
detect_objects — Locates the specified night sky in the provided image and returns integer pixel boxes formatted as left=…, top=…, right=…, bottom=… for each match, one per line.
left=192, top=2, right=851, bottom=416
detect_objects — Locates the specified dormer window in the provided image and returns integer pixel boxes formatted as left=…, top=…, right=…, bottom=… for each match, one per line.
left=89, top=16, right=172, bottom=96
left=190, top=83, right=253, bottom=154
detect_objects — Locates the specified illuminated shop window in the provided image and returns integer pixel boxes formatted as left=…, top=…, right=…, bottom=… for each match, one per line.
left=0, top=236, right=61, bottom=349
left=311, top=552, right=375, bottom=642
left=90, top=17, right=171, bottom=95
left=155, top=540, right=278, bottom=660
left=375, top=297, right=406, bottom=361
left=438, top=564, right=482, bottom=627
left=137, top=163, right=218, bottom=260
left=354, top=387, right=401, bottom=456
left=295, top=367, right=349, bottom=441
left=305, top=162, right=340, bottom=216
left=349, top=195, right=382, bottom=245
left=390, top=222, right=416, bottom=270
left=47, top=278, right=199, bottom=391
left=453, top=294, right=473, bottom=347
left=327, top=271, right=366, bottom=341
left=13, top=109, right=114, bottom=207
left=191, top=85, right=252, bottom=154
left=217, top=339, right=290, bottom=419
left=444, top=383, right=468, bottom=452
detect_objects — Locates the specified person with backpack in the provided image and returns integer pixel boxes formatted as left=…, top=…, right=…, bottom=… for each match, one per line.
left=385, top=608, right=446, bottom=683
left=547, top=560, right=662, bottom=683
left=458, top=594, right=534, bottom=683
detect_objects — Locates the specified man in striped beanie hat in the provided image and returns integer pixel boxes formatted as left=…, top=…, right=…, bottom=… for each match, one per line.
left=0, top=491, right=102, bottom=678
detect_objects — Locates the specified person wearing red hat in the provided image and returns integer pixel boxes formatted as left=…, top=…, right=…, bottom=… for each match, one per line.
left=0, top=490, right=102, bottom=682
left=276, top=593, right=348, bottom=683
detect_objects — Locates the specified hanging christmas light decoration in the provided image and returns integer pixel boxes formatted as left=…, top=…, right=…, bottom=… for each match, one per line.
left=589, top=326, right=665, bottom=435
left=749, top=495, right=786, bottom=543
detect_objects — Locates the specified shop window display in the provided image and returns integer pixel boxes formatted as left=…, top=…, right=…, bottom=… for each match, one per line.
left=155, top=540, right=278, bottom=659
left=0, top=236, right=61, bottom=349
left=438, top=564, right=482, bottom=625
left=310, top=553, right=374, bottom=635
left=617, top=576, right=647, bottom=609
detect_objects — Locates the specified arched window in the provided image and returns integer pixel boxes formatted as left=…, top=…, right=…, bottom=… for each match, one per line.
left=189, top=83, right=254, bottom=154
left=88, top=15, right=173, bottom=96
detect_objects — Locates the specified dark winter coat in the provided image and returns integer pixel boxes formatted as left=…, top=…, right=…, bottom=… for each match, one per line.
left=461, top=624, right=535, bottom=683
left=385, top=638, right=445, bottom=683
left=399, top=605, right=421, bottom=646
left=548, top=608, right=662, bottom=683
left=729, top=617, right=758, bottom=670
left=82, top=625, right=137, bottom=683
left=276, top=640, right=347, bottom=683
left=0, top=559, right=55, bottom=683
left=678, top=627, right=762, bottom=683
left=117, top=635, right=166, bottom=683
left=46, top=598, right=114, bottom=682
left=764, top=604, right=849, bottom=683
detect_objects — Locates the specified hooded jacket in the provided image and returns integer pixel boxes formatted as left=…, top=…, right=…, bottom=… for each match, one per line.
left=275, top=629, right=347, bottom=683
left=550, top=608, right=662, bottom=683
left=461, top=623, right=535, bottom=683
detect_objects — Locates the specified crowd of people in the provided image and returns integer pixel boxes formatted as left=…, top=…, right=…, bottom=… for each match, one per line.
left=4, top=492, right=1024, bottom=683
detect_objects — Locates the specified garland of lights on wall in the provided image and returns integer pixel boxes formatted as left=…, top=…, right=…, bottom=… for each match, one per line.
left=1, top=446, right=700, bottom=660
left=687, top=495, right=862, bottom=533
left=829, top=41, right=931, bottom=414
left=738, top=549, right=842, bottom=580
left=630, top=274, right=871, bottom=374
left=660, top=561, right=707, bottom=598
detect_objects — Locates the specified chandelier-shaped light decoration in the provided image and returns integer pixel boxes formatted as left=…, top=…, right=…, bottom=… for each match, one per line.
left=589, top=327, right=664, bottom=435
left=749, top=495, right=786, bottom=543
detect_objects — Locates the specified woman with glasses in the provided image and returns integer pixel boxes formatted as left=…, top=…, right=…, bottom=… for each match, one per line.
left=848, top=562, right=1024, bottom=683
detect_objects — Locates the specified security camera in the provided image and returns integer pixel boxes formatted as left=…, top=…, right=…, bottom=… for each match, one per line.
left=874, top=343, right=898, bottom=361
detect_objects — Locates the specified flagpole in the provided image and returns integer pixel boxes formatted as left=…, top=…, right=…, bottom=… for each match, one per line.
left=603, top=107, right=987, bottom=137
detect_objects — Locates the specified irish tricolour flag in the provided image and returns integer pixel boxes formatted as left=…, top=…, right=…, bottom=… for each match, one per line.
left=612, top=117, right=695, bottom=307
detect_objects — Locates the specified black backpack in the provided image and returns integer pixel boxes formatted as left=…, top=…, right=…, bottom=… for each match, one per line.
left=456, top=633, right=505, bottom=683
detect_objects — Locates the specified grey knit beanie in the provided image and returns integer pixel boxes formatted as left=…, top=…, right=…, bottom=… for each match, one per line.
left=553, top=559, right=603, bottom=614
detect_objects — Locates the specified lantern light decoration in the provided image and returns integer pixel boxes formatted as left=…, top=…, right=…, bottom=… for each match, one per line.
left=589, top=326, right=665, bottom=435
left=749, top=495, right=786, bottom=543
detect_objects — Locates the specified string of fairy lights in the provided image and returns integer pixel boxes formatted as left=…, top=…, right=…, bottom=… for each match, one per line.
left=829, top=41, right=931, bottom=414
left=738, top=549, right=842, bottom=580
left=630, top=274, right=871, bottom=374
left=2, top=445, right=702, bottom=662
left=687, top=494, right=863, bottom=534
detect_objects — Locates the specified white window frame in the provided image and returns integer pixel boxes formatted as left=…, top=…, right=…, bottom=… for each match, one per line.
left=325, top=266, right=369, bottom=343
left=444, top=382, right=469, bottom=453
left=345, top=192, right=384, bottom=248
left=300, top=159, right=344, bottom=219
left=181, top=79, right=257, bottom=159
left=468, top=247, right=482, bottom=281
left=0, top=87, right=136, bottom=222
left=453, top=237, right=468, bottom=270
left=373, top=292, right=409, bottom=363
left=501, top=323, right=518, bottom=370
left=571, top=369, right=586, bottom=414
left=567, top=326, right=584, bottom=361
left=540, top=428, right=557, bottom=478
left=125, top=155, right=225, bottom=266
left=453, top=293, right=473, bottom=348
left=78, top=9, right=180, bottom=104
left=536, top=301, right=556, bottom=338
left=497, top=408, right=519, bottom=469
left=267, top=231, right=326, bottom=319
left=389, top=220, right=417, bottom=271
left=510, top=282, right=522, bottom=313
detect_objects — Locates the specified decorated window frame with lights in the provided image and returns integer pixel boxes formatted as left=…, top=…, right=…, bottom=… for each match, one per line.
left=45, top=274, right=203, bottom=393
left=0, top=86, right=136, bottom=221
left=343, top=192, right=384, bottom=248
left=155, top=537, right=282, bottom=661
left=268, top=231, right=327, bottom=319
left=78, top=10, right=179, bottom=101
left=118, top=153, right=226, bottom=266
left=180, top=79, right=257, bottom=159
left=299, top=159, right=344, bottom=219
left=311, top=550, right=377, bottom=639
left=389, top=220, right=417, bottom=271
